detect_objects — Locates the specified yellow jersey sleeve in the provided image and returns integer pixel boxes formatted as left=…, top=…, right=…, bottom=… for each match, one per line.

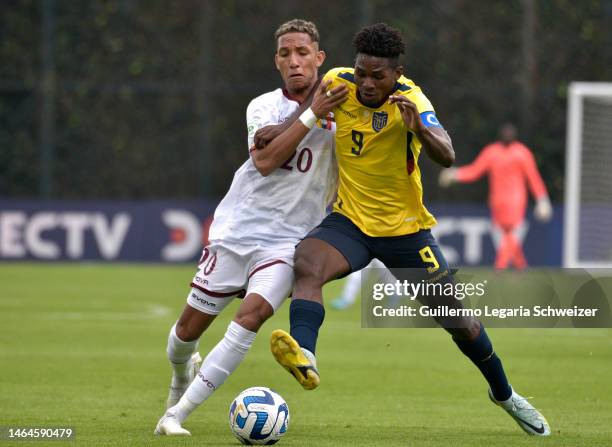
left=397, top=76, right=434, bottom=111
left=403, top=87, right=434, bottom=112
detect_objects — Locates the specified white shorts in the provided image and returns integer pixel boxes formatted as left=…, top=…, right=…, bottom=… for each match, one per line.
left=187, top=244, right=294, bottom=316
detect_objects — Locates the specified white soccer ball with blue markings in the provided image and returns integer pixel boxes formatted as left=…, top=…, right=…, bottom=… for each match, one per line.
left=229, top=387, right=290, bottom=445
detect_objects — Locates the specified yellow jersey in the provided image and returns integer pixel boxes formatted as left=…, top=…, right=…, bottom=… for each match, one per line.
left=323, top=67, right=439, bottom=237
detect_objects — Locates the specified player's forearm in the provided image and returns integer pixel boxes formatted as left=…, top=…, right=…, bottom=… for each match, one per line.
left=279, top=80, right=319, bottom=126
left=252, top=82, right=346, bottom=176
left=254, top=80, right=346, bottom=150
left=251, top=121, right=310, bottom=176
left=253, top=85, right=318, bottom=149
left=285, top=99, right=315, bottom=126
left=418, top=127, right=455, bottom=168
left=525, top=161, right=548, bottom=199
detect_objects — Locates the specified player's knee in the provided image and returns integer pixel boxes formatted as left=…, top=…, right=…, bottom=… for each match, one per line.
left=448, top=318, right=481, bottom=342
left=175, top=320, right=200, bottom=342
left=293, top=252, right=325, bottom=287
left=234, top=307, right=273, bottom=332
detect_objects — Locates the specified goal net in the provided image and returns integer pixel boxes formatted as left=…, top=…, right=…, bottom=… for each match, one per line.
left=564, top=82, right=612, bottom=268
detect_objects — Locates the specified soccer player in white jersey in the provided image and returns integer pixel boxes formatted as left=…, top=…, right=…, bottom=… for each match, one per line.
left=154, top=19, right=348, bottom=436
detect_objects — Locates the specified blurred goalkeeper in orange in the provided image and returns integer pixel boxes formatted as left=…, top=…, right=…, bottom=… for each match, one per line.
left=439, top=123, right=552, bottom=270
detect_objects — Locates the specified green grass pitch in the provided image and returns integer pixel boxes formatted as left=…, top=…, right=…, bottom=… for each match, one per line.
left=1, top=263, right=611, bottom=446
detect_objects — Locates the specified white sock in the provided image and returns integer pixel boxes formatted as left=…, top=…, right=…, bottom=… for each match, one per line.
left=172, top=321, right=256, bottom=422
left=377, top=266, right=397, bottom=286
left=167, top=323, right=199, bottom=385
left=339, top=270, right=362, bottom=305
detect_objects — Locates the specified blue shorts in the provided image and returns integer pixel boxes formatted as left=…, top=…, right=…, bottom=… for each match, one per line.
left=303, top=212, right=450, bottom=280
left=304, top=213, right=471, bottom=327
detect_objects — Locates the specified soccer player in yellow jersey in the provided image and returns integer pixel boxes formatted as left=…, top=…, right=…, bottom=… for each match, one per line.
left=269, top=23, right=550, bottom=436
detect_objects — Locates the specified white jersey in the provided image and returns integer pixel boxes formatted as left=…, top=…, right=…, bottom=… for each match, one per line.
left=208, top=88, right=336, bottom=251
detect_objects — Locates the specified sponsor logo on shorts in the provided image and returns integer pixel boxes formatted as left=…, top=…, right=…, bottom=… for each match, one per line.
left=197, top=372, right=217, bottom=390
left=194, top=277, right=209, bottom=285
left=191, top=293, right=216, bottom=307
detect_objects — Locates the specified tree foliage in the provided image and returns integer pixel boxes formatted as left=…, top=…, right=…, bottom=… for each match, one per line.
left=1, top=0, right=611, bottom=201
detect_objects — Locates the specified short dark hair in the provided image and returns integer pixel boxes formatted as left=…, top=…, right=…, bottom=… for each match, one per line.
left=353, top=23, right=405, bottom=63
left=275, top=19, right=320, bottom=44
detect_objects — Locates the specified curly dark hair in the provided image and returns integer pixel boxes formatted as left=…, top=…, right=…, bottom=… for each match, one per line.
left=352, top=23, right=405, bottom=62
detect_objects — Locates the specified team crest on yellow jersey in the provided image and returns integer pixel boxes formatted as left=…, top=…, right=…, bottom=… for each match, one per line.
left=372, top=111, right=388, bottom=132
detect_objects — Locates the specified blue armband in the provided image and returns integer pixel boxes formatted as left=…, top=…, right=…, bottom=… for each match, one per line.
left=420, top=111, right=443, bottom=128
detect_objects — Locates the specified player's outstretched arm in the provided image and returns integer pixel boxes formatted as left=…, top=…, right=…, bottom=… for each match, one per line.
left=451, top=146, right=493, bottom=183
left=389, top=95, right=455, bottom=168
left=251, top=81, right=347, bottom=177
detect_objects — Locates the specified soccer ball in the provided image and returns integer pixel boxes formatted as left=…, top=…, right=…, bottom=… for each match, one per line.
left=228, top=386, right=290, bottom=445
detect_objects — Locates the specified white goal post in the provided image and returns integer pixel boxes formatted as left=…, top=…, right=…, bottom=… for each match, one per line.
left=564, top=82, right=612, bottom=268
